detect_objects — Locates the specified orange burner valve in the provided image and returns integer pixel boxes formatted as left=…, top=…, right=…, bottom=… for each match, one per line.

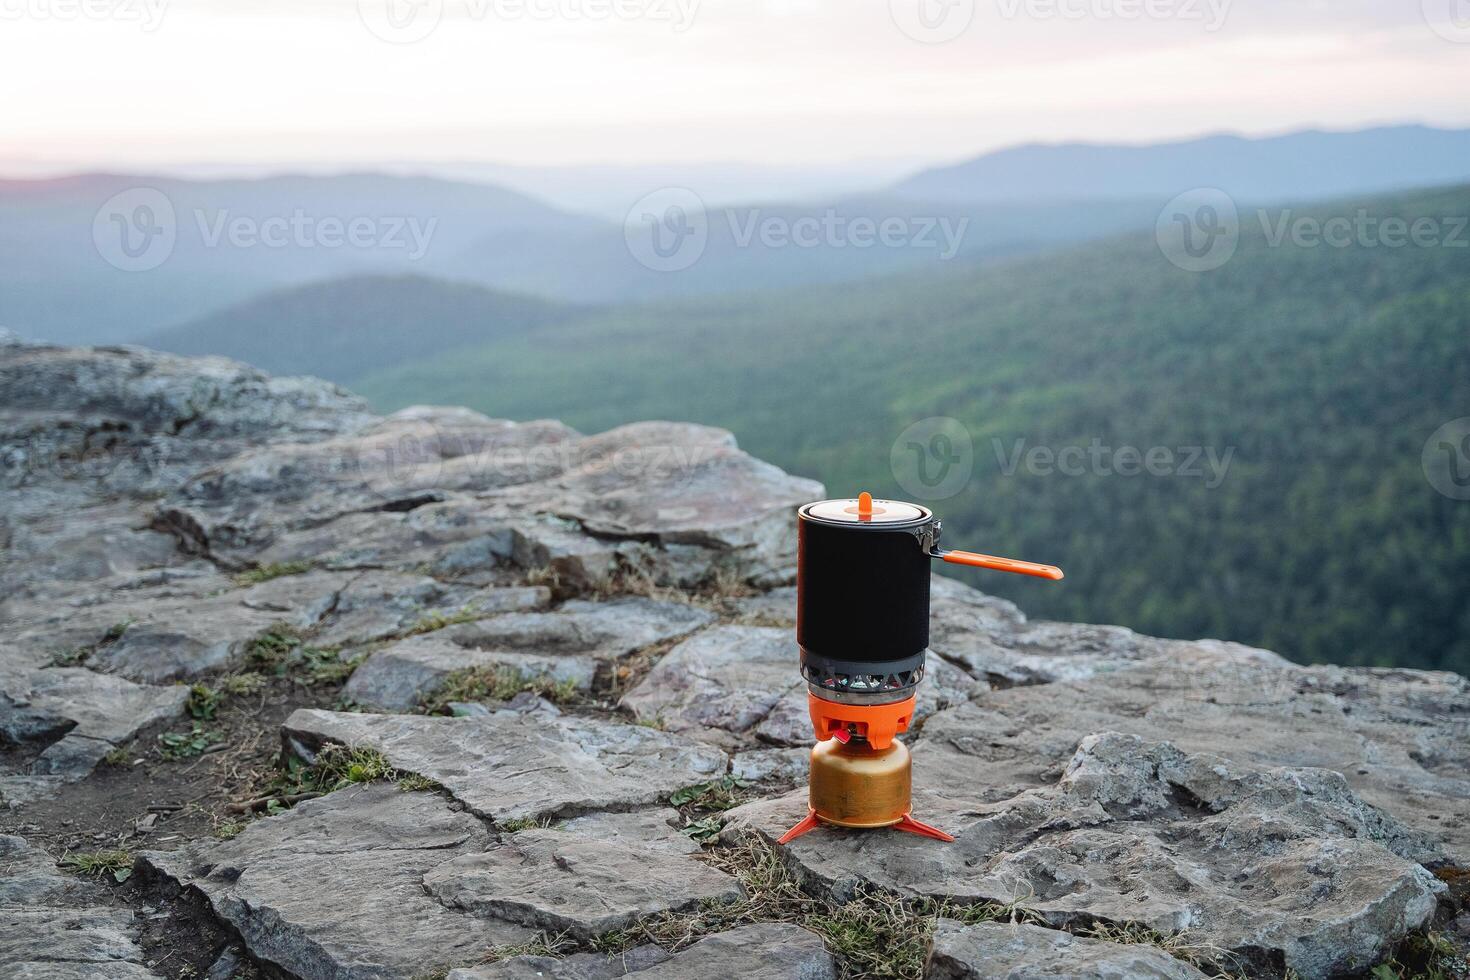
left=808, top=692, right=912, bottom=750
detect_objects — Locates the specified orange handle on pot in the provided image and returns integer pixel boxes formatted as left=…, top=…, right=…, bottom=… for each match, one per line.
left=934, top=549, right=1064, bottom=581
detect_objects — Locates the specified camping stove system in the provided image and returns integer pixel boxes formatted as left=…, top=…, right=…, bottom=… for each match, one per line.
left=777, top=493, right=1064, bottom=845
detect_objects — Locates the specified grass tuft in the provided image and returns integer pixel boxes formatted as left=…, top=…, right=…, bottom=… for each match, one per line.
left=220, top=671, right=267, bottom=696
left=405, top=605, right=483, bottom=636
left=669, top=775, right=751, bottom=811
left=396, top=772, right=443, bottom=793
left=499, top=816, right=558, bottom=833
left=59, top=849, right=134, bottom=883
left=213, top=817, right=248, bottom=840
left=246, top=627, right=302, bottom=669
left=158, top=722, right=223, bottom=760
left=186, top=682, right=223, bottom=720
left=50, top=619, right=133, bottom=667
left=235, top=560, right=314, bottom=586
left=1077, top=920, right=1231, bottom=974
left=419, top=665, right=580, bottom=714
left=245, top=626, right=359, bottom=686
left=480, top=931, right=577, bottom=964
left=277, top=742, right=430, bottom=797
left=102, top=746, right=133, bottom=767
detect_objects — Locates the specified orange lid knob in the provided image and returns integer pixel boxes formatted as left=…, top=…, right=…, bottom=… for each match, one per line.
left=857, top=491, right=873, bottom=518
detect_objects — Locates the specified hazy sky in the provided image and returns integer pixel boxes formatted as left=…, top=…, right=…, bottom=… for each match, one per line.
left=4, top=0, right=1468, bottom=170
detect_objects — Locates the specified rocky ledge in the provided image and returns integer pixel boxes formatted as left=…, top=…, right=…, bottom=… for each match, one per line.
left=1, top=337, right=1467, bottom=980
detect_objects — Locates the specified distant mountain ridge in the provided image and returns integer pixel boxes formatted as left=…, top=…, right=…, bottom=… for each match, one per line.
left=8, top=124, right=1470, bottom=346
left=0, top=172, right=603, bottom=345
left=892, top=125, right=1470, bottom=204
left=144, top=274, right=578, bottom=384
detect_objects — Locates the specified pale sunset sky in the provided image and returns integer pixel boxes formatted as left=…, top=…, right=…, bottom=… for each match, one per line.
left=3, top=0, right=1467, bottom=171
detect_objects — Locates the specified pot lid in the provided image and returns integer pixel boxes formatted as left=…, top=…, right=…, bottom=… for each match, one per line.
left=801, top=492, right=931, bottom=527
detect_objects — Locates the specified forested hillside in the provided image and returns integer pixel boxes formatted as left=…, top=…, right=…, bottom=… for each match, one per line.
left=145, top=275, right=578, bottom=383
left=359, top=185, right=1470, bottom=674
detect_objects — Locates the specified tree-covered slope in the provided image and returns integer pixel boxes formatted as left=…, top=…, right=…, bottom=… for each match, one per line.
left=144, top=274, right=579, bottom=383
left=357, top=185, right=1470, bottom=674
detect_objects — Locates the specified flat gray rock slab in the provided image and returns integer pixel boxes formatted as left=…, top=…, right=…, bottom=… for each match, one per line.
left=303, top=573, right=550, bottom=648
left=343, top=633, right=596, bottom=711
left=496, top=421, right=821, bottom=550
left=557, top=807, right=703, bottom=855
left=450, top=922, right=837, bottom=980
left=141, top=785, right=534, bottom=980
left=622, top=626, right=801, bottom=741
left=164, top=411, right=817, bottom=584
left=730, top=586, right=796, bottom=626
left=0, top=665, right=188, bottom=801
left=918, top=655, right=1470, bottom=862
left=285, top=708, right=727, bottom=822
left=22, top=571, right=551, bottom=686
left=732, top=747, right=810, bottom=783
left=451, top=597, right=715, bottom=663
left=729, top=732, right=1443, bottom=979
left=424, top=822, right=742, bottom=938
left=344, top=595, right=710, bottom=711
left=0, top=835, right=155, bottom=979
left=927, top=919, right=1209, bottom=979
left=451, top=946, right=673, bottom=980
left=928, top=575, right=1286, bottom=687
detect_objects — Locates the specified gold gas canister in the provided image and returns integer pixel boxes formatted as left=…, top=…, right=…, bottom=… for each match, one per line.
left=778, top=492, right=1063, bottom=845
left=808, top=737, right=911, bottom=829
